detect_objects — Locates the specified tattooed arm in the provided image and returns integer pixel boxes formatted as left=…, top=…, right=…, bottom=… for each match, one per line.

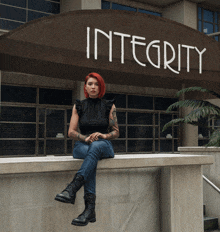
left=106, top=104, right=120, bottom=140
left=88, top=104, right=120, bottom=142
left=68, top=104, right=88, bottom=141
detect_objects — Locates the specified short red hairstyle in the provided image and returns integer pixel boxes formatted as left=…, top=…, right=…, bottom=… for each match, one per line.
left=84, top=72, right=106, bottom=98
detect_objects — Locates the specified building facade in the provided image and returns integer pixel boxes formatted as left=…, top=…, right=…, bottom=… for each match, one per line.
left=0, top=0, right=220, bottom=157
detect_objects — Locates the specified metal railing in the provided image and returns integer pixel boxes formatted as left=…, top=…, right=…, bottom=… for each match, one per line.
left=203, top=175, right=220, bottom=194
left=207, top=32, right=220, bottom=37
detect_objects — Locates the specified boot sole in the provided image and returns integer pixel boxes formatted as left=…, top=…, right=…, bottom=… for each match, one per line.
left=54, top=195, right=75, bottom=204
left=71, top=218, right=96, bottom=226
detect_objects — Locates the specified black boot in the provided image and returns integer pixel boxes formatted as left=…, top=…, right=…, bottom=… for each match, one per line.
left=55, top=174, right=85, bottom=204
left=71, top=193, right=96, bottom=226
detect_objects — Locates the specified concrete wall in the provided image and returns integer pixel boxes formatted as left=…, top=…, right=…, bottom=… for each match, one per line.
left=60, top=0, right=101, bottom=12
left=0, top=154, right=213, bottom=232
left=179, top=147, right=220, bottom=228
left=0, top=168, right=160, bottom=232
left=163, top=0, right=197, bottom=29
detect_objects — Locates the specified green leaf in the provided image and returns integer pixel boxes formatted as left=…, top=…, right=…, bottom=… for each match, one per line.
left=175, top=87, right=220, bottom=99
left=166, top=100, right=220, bottom=113
left=162, top=118, right=184, bottom=132
left=206, top=129, right=220, bottom=147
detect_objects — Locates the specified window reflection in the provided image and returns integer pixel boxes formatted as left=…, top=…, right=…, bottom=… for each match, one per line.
left=0, top=5, right=26, bottom=22
left=128, top=126, right=153, bottom=138
left=1, top=140, right=35, bottom=156
left=128, top=140, right=153, bottom=152
left=112, top=3, right=136, bottom=12
left=1, top=0, right=26, bottom=8
left=128, top=112, right=153, bottom=125
left=46, top=109, right=64, bottom=138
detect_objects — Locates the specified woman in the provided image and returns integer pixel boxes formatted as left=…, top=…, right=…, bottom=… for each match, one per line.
left=55, top=72, right=119, bottom=226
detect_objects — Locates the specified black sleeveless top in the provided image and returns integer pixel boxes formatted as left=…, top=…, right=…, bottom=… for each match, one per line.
left=75, top=98, right=116, bottom=135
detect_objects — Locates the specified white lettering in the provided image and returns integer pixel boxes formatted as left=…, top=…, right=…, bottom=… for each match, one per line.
left=178, top=44, right=181, bottom=72
left=88, top=27, right=206, bottom=74
left=195, top=47, right=206, bottom=74
left=182, top=44, right=194, bottom=72
left=130, top=36, right=146, bottom=67
left=95, top=28, right=112, bottom=62
left=87, top=27, right=90, bottom=59
left=164, top=41, right=179, bottom=74
left=146, top=40, right=160, bottom=69
left=113, top=32, right=131, bottom=64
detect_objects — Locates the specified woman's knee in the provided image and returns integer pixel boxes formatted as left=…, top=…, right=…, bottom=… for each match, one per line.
left=73, top=141, right=89, bottom=159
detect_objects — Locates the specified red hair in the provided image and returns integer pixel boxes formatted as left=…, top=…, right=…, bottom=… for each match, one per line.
left=84, top=72, right=106, bottom=98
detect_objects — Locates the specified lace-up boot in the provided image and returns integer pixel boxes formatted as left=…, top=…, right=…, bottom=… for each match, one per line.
left=71, top=193, right=96, bottom=226
left=55, top=174, right=85, bottom=204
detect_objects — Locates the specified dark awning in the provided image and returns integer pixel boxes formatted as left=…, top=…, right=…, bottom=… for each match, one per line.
left=0, top=10, right=219, bottom=91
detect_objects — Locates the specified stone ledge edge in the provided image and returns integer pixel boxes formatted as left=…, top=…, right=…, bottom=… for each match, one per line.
left=0, top=154, right=214, bottom=175
left=178, top=147, right=220, bottom=152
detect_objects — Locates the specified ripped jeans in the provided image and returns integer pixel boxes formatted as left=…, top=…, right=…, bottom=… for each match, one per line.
left=73, top=138, right=114, bottom=195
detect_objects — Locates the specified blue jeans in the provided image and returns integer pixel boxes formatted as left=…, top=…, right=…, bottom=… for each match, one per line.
left=73, top=138, right=114, bottom=195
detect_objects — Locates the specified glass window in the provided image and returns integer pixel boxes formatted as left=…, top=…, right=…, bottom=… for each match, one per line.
left=160, top=114, right=173, bottom=138
left=1, top=106, right=36, bottom=122
left=111, top=140, right=126, bottom=153
left=128, top=126, right=153, bottom=138
left=46, top=109, right=64, bottom=138
left=67, top=140, right=73, bottom=154
left=39, top=88, right=72, bottom=105
left=198, top=7, right=202, bottom=20
left=198, top=7, right=219, bottom=42
left=2, top=85, right=36, bottom=103
left=1, top=124, right=36, bottom=138
left=46, top=140, right=64, bottom=154
left=28, top=11, right=49, bottom=21
left=128, top=140, right=153, bottom=152
left=117, top=112, right=126, bottom=124
left=160, top=140, right=172, bottom=152
left=1, top=140, right=36, bottom=156
left=203, top=9, right=214, bottom=23
left=120, top=125, right=128, bottom=138
left=155, top=97, right=177, bottom=111
left=103, top=93, right=126, bottom=108
left=67, top=109, right=72, bottom=123
left=102, top=0, right=110, bottom=9
left=39, top=124, right=45, bottom=138
left=1, top=0, right=26, bottom=8
left=112, top=3, right=136, bottom=12
left=0, top=5, right=26, bottom=22
left=128, top=112, right=153, bottom=125
left=39, top=108, right=46, bottom=123
left=128, top=95, right=153, bottom=109
left=0, top=18, right=24, bottom=30
left=203, top=22, right=214, bottom=34
left=38, top=141, right=44, bottom=154
left=198, top=21, right=202, bottom=32
left=28, top=0, right=60, bottom=14
left=118, top=126, right=126, bottom=138
left=138, top=9, right=161, bottom=17
left=1, top=85, right=72, bottom=157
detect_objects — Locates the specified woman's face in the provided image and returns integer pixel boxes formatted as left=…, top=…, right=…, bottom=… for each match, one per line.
left=85, top=77, right=99, bottom=98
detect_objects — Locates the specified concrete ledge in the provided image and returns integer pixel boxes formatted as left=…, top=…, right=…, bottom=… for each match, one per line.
left=0, top=154, right=214, bottom=175
left=178, top=146, right=220, bottom=152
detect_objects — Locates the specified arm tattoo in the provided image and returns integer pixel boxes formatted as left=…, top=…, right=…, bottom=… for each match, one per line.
left=69, top=131, right=87, bottom=141
left=107, top=108, right=120, bottom=140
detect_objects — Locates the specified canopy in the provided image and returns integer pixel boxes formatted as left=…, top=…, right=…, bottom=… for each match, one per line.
left=0, top=10, right=219, bottom=91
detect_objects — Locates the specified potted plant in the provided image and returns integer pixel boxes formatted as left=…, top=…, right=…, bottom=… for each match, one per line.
left=162, top=87, right=220, bottom=147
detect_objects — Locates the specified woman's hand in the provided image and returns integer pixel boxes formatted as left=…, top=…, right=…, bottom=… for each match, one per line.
left=85, top=132, right=107, bottom=143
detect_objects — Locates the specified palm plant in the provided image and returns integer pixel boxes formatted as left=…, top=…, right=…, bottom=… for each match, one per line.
left=162, top=87, right=220, bottom=147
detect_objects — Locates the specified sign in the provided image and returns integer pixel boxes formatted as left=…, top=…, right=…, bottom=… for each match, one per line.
left=87, top=27, right=206, bottom=74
